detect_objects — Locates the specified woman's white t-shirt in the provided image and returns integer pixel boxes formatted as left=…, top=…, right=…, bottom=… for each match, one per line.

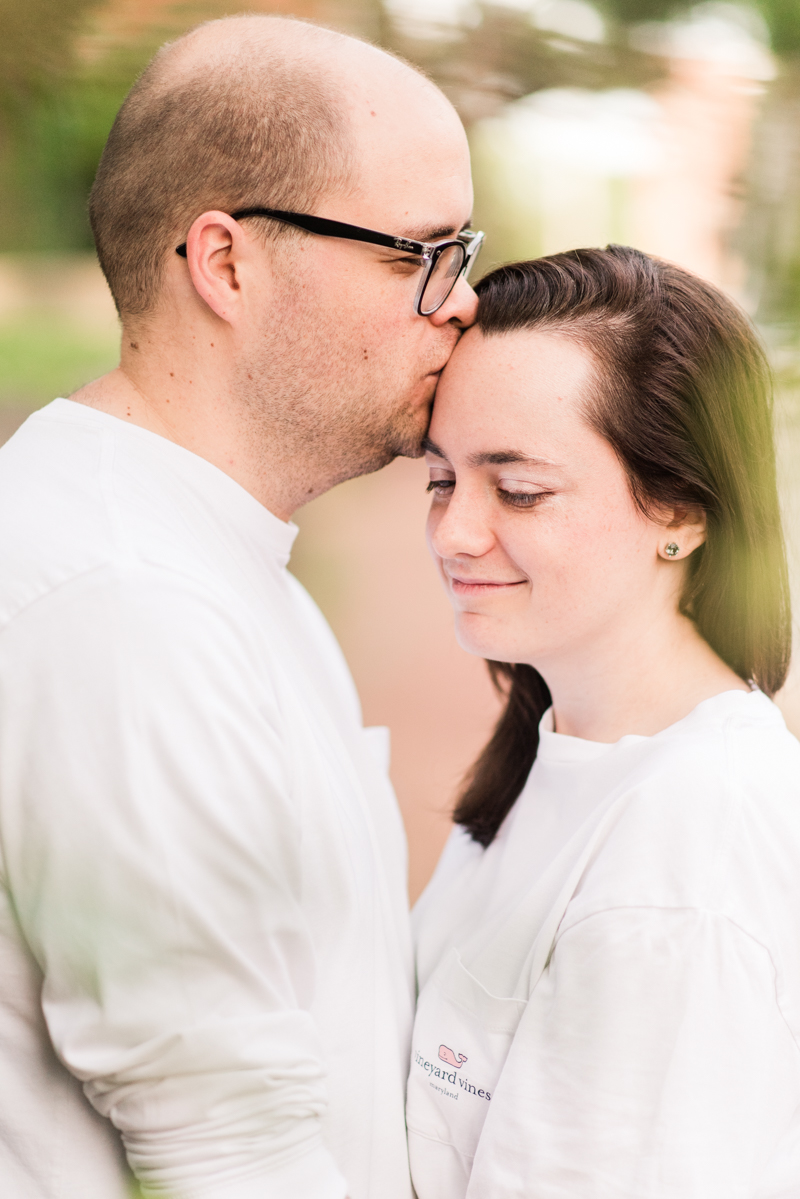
left=408, top=690, right=800, bottom=1199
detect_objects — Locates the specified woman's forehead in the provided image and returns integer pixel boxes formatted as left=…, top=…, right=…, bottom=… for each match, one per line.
left=432, top=327, right=599, bottom=450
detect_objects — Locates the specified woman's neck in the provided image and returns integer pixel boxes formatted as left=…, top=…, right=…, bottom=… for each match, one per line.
left=540, top=609, right=749, bottom=744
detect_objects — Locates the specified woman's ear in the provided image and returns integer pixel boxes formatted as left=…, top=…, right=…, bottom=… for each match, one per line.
left=656, top=507, right=707, bottom=562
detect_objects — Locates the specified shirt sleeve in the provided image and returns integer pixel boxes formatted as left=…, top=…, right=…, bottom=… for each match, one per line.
left=467, top=905, right=800, bottom=1199
left=0, top=564, right=348, bottom=1199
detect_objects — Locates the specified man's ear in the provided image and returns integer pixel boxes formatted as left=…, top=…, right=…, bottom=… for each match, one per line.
left=182, top=210, right=248, bottom=323
left=656, top=506, right=707, bottom=561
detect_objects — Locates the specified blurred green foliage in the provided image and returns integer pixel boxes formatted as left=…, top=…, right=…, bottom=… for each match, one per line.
left=0, top=0, right=158, bottom=252
left=600, top=0, right=686, bottom=22
left=0, top=0, right=100, bottom=106
left=0, top=311, right=119, bottom=403
left=756, top=0, right=800, bottom=56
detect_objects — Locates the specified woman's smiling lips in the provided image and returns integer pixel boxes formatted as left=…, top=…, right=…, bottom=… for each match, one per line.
left=448, top=575, right=526, bottom=595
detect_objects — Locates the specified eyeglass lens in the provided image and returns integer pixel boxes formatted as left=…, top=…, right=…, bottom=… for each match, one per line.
left=419, top=243, right=467, bottom=316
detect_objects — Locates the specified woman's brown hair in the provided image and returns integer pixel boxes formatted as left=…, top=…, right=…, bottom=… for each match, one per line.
left=456, top=245, right=792, bottom=848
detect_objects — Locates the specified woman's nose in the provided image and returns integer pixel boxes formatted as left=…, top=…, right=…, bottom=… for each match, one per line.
left=427, top=487, right=496, bottom=561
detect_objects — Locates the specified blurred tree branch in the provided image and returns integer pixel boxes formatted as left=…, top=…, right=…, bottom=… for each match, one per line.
left=387, top=8, right=664, bottom=124
left=0, top=0, right=103, bottom=114
left=1, top=0, right=800, bottom=330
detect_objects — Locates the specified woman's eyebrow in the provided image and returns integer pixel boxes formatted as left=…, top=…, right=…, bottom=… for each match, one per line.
left=467, top=449, right=562, bottom=468
left=423, top=440, right=562, bottom=468
left=422, top=437, right=449, bottom=458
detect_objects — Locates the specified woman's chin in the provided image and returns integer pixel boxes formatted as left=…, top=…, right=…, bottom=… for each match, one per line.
left=453, top=614, right=518, bottom=662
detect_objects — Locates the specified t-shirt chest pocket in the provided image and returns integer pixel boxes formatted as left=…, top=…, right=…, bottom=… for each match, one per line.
left=407, top=948, right=526, bottom=1190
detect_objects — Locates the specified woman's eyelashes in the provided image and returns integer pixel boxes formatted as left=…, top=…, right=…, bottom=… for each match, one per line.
left=425, top=478, right=552, bottom=508
left=498, top=487, right=552, bottom=508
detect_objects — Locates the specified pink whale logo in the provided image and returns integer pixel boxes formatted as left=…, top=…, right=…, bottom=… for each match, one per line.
left=439, top=1044, right=468, bottom=1068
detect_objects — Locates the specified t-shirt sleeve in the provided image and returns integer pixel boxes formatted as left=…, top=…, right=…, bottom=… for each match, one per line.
left=0, top=565, right=348, bottom=1199
left=468, top=905, right=800, bottom=1199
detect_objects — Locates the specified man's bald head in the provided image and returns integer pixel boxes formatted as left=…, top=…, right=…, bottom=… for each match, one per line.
left=89, top=16, right=443, bottom=318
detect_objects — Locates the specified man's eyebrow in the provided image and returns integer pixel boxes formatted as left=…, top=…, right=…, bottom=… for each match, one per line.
left=467, top=449, right=562, bottom=468
left=403, top=219, right=474, bottom=243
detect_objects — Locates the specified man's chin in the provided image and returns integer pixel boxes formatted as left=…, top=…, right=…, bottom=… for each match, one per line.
left=335, top=389, right=433, bottom=479
left=369, top=429, right=426, bottom=468
left=343, top=421, right=428, bottom=480
left=395, top=429, right=427, bottom=460
left=392, top=404, right=432, bottom=459
left=397, top=380, right=439, bottom=458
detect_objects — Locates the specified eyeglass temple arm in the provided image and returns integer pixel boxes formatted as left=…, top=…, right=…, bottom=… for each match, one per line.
left=175, top=208, right=429, bottom=258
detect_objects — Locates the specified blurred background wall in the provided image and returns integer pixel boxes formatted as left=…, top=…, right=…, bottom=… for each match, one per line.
left=1, top=0, right=799, bottom=900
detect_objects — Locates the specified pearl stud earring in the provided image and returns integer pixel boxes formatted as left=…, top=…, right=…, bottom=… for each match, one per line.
left=665, top=542, right=680, bottom=558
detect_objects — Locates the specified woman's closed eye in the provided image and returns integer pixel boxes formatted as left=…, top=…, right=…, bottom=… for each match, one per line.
left=426, top=478, right=552, bottom=508
left=498, top=487, right=552, bottom=509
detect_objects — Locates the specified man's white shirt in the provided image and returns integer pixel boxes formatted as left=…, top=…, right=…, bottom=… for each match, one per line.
left=0, top=399, right=415, bottom=1199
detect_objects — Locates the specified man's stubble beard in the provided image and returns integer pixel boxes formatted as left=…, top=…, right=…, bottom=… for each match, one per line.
left=235, top=313, right=443, bottom=491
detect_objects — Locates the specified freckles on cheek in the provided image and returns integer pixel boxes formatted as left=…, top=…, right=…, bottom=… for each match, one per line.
left=510, top=513, right=615, bottom=602
left=561, top=500, right=627, bottom=559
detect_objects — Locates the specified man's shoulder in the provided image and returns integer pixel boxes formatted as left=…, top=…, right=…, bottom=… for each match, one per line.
left=0, top=401, right=119, bottom=626
left=0, top=400, right=248, bottom=630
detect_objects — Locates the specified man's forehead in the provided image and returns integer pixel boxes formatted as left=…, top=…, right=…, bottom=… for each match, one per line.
left=336, top=58, right=473, bottom=238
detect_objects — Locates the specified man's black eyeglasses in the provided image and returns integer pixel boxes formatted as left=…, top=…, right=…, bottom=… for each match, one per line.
left=176, top=208, right=484, bottom=316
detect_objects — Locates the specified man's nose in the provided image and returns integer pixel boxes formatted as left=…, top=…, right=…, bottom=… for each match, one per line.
left=427, top=276, right=479, bottom=330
